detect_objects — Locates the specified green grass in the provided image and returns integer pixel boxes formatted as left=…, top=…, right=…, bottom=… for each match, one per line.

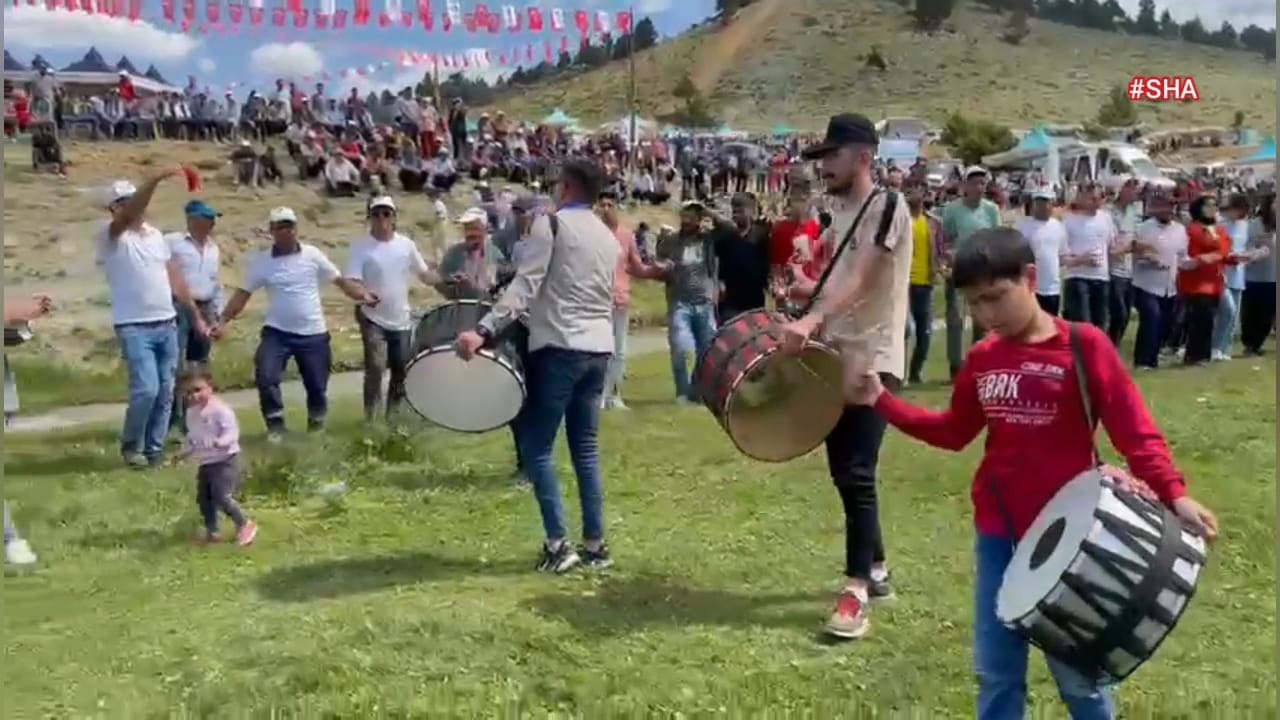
left=8, top=284, right=669, bottom=413
left=3, top=347, right=1275, bottom=717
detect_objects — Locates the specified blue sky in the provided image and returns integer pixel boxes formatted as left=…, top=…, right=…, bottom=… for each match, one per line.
left=3, top=0, right=706, bottom=92
left=2, top=0, right=1274, bottom=94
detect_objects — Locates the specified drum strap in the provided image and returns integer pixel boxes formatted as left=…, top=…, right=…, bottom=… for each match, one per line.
left=796, top=189, right=897, bottom=318
left=1067, top=322, right=1103, bottom=467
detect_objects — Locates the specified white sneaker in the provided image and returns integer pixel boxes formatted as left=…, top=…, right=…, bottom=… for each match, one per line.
left=5, top=538, right=37, bottom=566
left=1211, top=351, right=1231, bottom=362
left=603, top=397, right=629, bottom=411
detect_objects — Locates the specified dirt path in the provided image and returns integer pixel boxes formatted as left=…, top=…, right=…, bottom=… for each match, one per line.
left=6, top=331, right=671, bottom=434
left=689, top=0, right=787, bottom=94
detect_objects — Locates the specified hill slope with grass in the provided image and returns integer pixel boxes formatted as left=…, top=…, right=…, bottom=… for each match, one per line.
left=482, top=0, right=1276, bottom=131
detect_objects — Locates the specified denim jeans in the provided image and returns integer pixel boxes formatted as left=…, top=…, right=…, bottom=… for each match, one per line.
left=1211, top=287, right=1242, bottom=356
left=603, top=306, right=629, bottom=402
left=667, top=301, right=716, bottom=400
left=171, top=300, right=218, bottom=433
left=355, top=308, right=411, bottom=421
left=944, top=280, right=965, bottom=376
left=518, top=347, right=610, bottom=542
left=974, top=533, right=1114, bottom=720
left=907, top=284, right=933, bottom=382
left=1106, top=276, right=1132, bottom=346
left=116, top=319, right=179, bottom=458
left=253, top=326, right=332, bottom=430
left=1063, top=278, right=1109, bottom=330
left=1132, top=289, right=1175, bottom=369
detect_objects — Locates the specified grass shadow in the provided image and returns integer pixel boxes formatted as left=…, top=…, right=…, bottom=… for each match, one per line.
left=254, top=551, right=528, bottom=603
left=526, top=573, right=826, bottom=637
left=73, top=523, right=190, bottom=553
left=5, top=448, right=124, bottom=477
left=379, top=465, right=519, bottom=493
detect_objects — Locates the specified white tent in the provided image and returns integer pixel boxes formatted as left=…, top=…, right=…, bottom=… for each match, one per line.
left=597, top=114, right=657, bottom=137
left=4, top=69, right=181, bottom=95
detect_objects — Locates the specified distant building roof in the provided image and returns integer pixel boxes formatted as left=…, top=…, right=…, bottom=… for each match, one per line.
left=3, top=50, right=26, bottom=72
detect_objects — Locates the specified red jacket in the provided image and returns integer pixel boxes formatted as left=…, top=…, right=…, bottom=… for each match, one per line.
left=876, top=318, right=1186, bottom=538
left=1177, top=222, right=1233, bottom=297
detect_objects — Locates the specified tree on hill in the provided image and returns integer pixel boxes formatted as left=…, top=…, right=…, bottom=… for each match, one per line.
left=633, top=16, right=659, bottom=50
left=1156, top=9, right=1178, bottom=37
left=913, top=0, right=955, bottom=31
left=1001, top=3, right=1031, bottom=44
left=1131, top=0, right=1158, bottom=34
left=672, top=72, right=698, bottom=100
left=1179, top=17, right=1208, bottom=44
left=1239, top=24, right=1277, bottom=60
left=1210, top=21, right=1239, bottom=48
left=1096, top=83, right=1138, bottom=127
left=939, top=113, right=1016, bottom=165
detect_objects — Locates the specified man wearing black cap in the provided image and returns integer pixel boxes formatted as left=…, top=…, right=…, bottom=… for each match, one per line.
left=780, top=112, right=912, bottom=640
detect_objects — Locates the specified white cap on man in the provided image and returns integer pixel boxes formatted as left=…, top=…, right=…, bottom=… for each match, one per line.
left=964, top=165, right=989, bottom=179
left=268, top=206, right=297, bottom=223
left=103, top=180, right=137, bottom=207
left=457, top=207, right=487, bottom=225
left=1031, top=187, right=1055, bottom=201
left=368, top=195, right=396, bottom=212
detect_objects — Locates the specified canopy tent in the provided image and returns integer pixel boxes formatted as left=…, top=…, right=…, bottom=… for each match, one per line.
left=1234, top=138, right=1275, bottom=163
left=3, top=69, right=181, bottom=94
left=982, top=125, right=1083, bottom=167
left=61, top=47, right=114, bottom=73
left=4, top=51, right=26, bottom=72
left=143, top=65, right=170, bottom=85
left=597, top=113, right=657, bottom=137
left=115, top=56, right=141, bottom=76
left=770, top=123, right=797, bottom=136
left=541, top=108, right=577, bottom=127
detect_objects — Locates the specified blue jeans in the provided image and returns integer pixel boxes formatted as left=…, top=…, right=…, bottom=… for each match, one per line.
left=253, top=326, right=332, bottom=430
left=975, top=533, right=1114, bottom=720
left=518, top=347, right=610, bottom=542
left=1212, top=287, right=1242, bottom=356
left=1132, top=288, right=1175, bottom=369
left=1063, top=278, right=1110, bottom=331
left=171, top=300, right=218, bottom=433
left=667, top=301, right=716, bottom=400
left=116, top=319, right=179, bottom=458
left=906, top=284, right=933, bottom=381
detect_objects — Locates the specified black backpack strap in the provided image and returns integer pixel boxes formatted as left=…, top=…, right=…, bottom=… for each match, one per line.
left=548, top=213, right=559, bottom=239
left=872, top=191, right=900, bottom=248
left=798, top=189, right=881, bottom=316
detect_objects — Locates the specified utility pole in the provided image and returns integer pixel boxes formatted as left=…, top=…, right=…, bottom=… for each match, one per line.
left=626, top=2, right=637, bottom=174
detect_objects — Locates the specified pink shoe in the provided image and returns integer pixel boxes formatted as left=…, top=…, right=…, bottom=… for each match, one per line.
left=235, top=521, right=258, bottom=547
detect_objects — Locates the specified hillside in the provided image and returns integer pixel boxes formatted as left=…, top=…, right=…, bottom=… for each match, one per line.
left=480, top=0, right=1276, bottom=132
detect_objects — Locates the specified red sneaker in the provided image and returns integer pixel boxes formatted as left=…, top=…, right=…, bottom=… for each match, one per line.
left=235, top=521, right=258, bottom=547
left=824, top=589, right=869, bottom=639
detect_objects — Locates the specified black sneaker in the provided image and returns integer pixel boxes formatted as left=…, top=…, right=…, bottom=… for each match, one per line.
left=307, top=417, right=326, bottom=433
left=580, top=544, right=613, bottom=569
left=535, top=542, right=581, bottom=574
left=869, top=571, right=895, bottom=601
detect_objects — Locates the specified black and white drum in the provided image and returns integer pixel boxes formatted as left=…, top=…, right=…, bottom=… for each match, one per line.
left=404, top=299, right=525, bottom=433
left=996, top=469, right=1208, bottom=682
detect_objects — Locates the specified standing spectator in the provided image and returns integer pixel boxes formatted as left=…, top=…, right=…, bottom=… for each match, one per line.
left=1240, top=195, right=1277, bottom=356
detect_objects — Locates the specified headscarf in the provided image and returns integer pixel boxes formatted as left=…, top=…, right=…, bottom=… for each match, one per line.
left=1188, top=195, right=1216, bottom=225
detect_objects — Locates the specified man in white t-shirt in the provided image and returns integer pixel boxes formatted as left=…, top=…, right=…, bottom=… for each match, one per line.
left=1107, top=180, right=1142, bottom=345
left=1014, top=188, right=1068, bottom=316
left=214, top=206, right=377, bottom=438
left=96, top=171, right=207, bottom=467
left=344, top=196, right=438, bottom=422
left=164, top=199, right=226, bottom=436
left=1060, top=183, right=1116, bottom=330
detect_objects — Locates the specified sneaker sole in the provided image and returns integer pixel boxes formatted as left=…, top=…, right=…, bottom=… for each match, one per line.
left=869, top=591, right=896, bottom=604
left=553, top=556, right=582, bottom=574
left=823, top=620, right=870, bottom=640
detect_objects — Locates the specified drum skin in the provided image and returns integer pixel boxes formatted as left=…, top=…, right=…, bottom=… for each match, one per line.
left=404, top=300, right=526, bottom=433
left=692, top=309, right=845, bottom=462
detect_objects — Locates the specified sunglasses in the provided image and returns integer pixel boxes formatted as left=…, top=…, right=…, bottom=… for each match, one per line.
left=370, top=209, right=394, bottom=218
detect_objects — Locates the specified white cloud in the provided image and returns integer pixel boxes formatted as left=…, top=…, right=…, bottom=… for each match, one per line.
left=2, top=6, right=199, bottom=61
left=196, top=57, right=217, bottom=74
left=340, top=52, right=507, bottom=95
left=1116, top=0, right=1275, bottom=28
left=247, top=42, right=323, bottom=79
left=635, top=0, right=673, bottom=13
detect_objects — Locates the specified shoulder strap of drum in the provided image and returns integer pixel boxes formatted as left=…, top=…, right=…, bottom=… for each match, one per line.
left=797, top=189, right=881, bottom=317
left=1067, top=322, right=1103, bottom=467
left=548, top=212, right=559, bottom=239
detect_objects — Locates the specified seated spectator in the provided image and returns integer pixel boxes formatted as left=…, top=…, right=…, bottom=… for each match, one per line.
left=230, top=140, right=260, bottom=187
left=259, top=146, right=284, bottom=186
left=398, top=146, right=427, bottom=192
left=324, top=148, right=360, bottom=196
left=429, top=149, right=459, bottom=192
left=362, top=142, right=392, bottom=192
left=30, top=126, right=66, bottom=176
left=295, top=134, right=325, bottom=180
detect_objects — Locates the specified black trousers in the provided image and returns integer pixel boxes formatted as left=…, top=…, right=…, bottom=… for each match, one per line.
left=1037, top=293, right=1060, bottom=316
left=1240, top=281, right=1277, bottom=353
left=1182, top=293, right=1219, bottom=365
left=1063, top=278, right=1109, bottom=330
left=1107, top=276, right=1133, bottom=346
left=824, top=373, right=901, bottom=580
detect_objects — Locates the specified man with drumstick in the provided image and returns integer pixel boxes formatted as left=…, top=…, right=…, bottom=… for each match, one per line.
left=454, top=160, right=619, bottom=574
left=779, top=113, right=913, bottom=640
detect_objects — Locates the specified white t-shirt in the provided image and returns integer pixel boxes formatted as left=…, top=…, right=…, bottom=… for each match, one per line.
left=1131, top=219, right=1188, bottom=298
left=164, top=232, right=222, bottom=304
left=1015, top=216, right=1067, bottom=296
left=344, top=232, right=429, bottom=331
left=95, top=221, right=177, bottom=326
left=1061, top=211, right=1115, bottom=281
left=241, top=243, right=341, bottom=336
left=1108, top=202, right=1142, bottom=279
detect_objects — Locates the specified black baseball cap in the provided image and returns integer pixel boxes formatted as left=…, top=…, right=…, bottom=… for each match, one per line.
left=801, top=113, right=879, bottom=160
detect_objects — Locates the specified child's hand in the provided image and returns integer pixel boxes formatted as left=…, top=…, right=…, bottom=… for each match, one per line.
left=1172, top=496, right=1218, bottom=541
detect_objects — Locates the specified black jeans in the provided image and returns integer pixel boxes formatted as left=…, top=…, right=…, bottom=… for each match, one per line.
left=1107, top=276, right=1132, bottom=346
left=1063, top=278, right=1109, bottom=330
left=508, top=321, right=531, bottom=472
left=824, top=373, right=902, bottom=580
left=1132, top=288, right=1175, bottom=369
left=1182, top=294, right=1219, bottom=365
left=254, top=326, right=331, bottom=430
left=907, top=284, right=933, bottom=382
left=1036, top=293, right=1060, bottom=316
left=196, top=456, right=246, bottom=534
left=355, top=308, right=410, bottom=421
left=1240, top=281, right=1277, bottom=353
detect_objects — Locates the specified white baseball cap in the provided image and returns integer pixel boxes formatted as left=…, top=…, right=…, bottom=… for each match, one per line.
left=103, top=179, right=137, bottom=207
left=964, top=165, right=989, bottom=179
left=457, top=207, right=488, bottom=225
left=268, top=206, right=298, bottom=223
left=1031, top=187, right=1055, bottom=201
left=368, top=195, right=396, bottom=212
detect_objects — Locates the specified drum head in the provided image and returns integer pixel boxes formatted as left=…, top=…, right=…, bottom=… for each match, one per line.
left=404, top=347, right=525, bottom=433
left=723, top=343, right=844, bottom=462
left=997, top=470, right=1105, bottom=622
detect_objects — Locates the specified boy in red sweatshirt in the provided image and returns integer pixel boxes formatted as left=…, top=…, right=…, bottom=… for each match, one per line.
left=849, top=227, right=1218, bottom=720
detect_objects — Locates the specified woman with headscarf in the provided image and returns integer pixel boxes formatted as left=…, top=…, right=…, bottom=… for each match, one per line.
left=1176, top=195, right=1235, bottom=365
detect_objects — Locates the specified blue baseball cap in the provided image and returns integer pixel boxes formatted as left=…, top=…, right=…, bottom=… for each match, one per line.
left=184, top=200, right=221, bottom=219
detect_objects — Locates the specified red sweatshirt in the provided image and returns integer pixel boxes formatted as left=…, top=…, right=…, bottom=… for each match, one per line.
left=875, top=318, right=1186, bottom=538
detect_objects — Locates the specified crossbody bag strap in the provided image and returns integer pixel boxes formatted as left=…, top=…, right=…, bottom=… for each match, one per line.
left=797, top=189, right=881, bottom=317
left=1067, top=322, right=1103, bottom=467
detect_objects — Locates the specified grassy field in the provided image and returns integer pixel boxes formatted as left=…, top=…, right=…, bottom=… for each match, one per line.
left=3, top=347, right=1275, bottom=717
left=2, top=140, right=673, bottom=412
left=480, top=0, right=1277, bottom=132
